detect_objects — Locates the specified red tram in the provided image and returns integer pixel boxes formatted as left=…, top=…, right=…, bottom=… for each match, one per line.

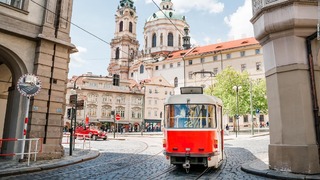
left=163, top=87, right=224, bottom=172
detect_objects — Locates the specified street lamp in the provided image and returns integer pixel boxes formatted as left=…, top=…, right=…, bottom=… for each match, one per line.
left=233, top=85, right=242, bottom=137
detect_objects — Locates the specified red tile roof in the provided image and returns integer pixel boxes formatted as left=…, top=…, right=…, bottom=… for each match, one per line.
left=166, top=37, right=259, bottom=60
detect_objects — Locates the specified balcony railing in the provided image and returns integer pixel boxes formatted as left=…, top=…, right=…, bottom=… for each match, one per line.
left=252, top=0, right=286, bottom=15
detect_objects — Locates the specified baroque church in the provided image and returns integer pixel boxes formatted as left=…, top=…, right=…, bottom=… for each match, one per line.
left=103, top=0, right=265, bottom=128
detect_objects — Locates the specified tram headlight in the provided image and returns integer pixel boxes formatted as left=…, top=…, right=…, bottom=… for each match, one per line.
left=185, top=148, right=191, bottom=152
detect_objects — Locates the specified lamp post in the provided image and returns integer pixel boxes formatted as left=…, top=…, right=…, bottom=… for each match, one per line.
left=141, top=86, right=146, bottom=136
left=250, top=81, right=254, bottom=135
left=233, top=85, right=242, bottom=137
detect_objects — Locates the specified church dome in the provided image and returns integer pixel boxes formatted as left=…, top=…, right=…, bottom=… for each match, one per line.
left=147, top=10, right=186, bottom=22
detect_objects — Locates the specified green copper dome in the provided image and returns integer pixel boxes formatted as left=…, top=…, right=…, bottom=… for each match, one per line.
left=147, top=10, right=186, bottom=22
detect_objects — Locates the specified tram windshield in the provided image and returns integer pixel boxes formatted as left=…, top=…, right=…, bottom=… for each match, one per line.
left=164, top=104, right=217, bottom=129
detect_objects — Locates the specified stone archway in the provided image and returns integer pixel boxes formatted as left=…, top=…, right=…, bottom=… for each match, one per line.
left=0, top=45, right=28, bottom=158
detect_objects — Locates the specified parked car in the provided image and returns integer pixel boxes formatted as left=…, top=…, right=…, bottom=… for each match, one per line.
left=74, top=126, right=107, bottom=140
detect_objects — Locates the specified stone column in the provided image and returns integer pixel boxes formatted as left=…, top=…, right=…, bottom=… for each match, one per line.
left=251, top=0, right=320, bottom=174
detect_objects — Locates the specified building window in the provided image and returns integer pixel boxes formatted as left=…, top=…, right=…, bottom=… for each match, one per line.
left=119, top=21, right=123, bottom=32
left=140, top=65, right=144, bottom=74
left=213, top=56, right=218, bottom=61
left=115, top=47, right=120, bottom=59
left=154, top=110, right=157, bottom=116
left=129, top=22, right=133, bottom=33
left=256, top=62, right=262, bottom=71
left=259, top=115, right=264, bottom=122
left=149, top=89, right=152, bottom=94
left=160, top=33, right=163, bottom=45
left=229, top=116, right=233, bottom=123
left=0, top=0, right=24, bottom=9
left=177, top=62, right=181, bottom=67
left=255, top=49, right=260, bottom=54
left=116, top=107, right=125, bottom=117
left=131, top=72, right=134, bottom=77
left=241, top=64, right=246, bottom=72
left=155, top=66, right=159, bottom=70
left=154, top=99, right=157, bottom=105
left=200, top=57, right=205, bottom=63
left=188, top=72, right=193, bottom=79
left=174, top=77, right=178, bottom=87
left=170, top=63, right=173, bottom=68
left=87, top=105, right=97, bottom=116
left=88, top=94, right=98, bottom=103
left=213, top=68, right=218, bottom=75
left=162, top=64, right=166, bottom=69
left=168, top=32, right=173, bottom=46
left=243, top=115, right=248, bottom=123
left=152, top=33, right=157, bottom=47
left=240, top=51, right=245, bottom=57
left=188, top=60, right=192, bottom=65
left=226, top=54, right=231, bottom=59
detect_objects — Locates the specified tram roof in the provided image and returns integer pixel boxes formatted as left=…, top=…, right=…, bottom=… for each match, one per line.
left=165, top=94, right=223, bottom=105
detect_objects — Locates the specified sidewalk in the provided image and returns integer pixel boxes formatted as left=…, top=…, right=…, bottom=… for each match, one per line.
left=1, top=132, right=320, bottom=179
left=225, top=132, right=320, bottom=180
left=0, top=148, right=99, bottom=177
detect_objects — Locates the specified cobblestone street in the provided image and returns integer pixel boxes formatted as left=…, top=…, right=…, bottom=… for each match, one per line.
left=0, top=133, right=275, bottom=180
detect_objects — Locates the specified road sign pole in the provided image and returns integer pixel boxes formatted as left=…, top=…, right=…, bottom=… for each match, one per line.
left=21, top=97, right=30, bottom=160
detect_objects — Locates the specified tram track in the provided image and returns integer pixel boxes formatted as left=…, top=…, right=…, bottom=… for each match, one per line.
left=4, top=138, right=163, bottom=180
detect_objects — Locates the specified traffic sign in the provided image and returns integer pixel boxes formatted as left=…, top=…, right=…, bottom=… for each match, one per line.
left=116, top=114, right=121, bottom=121
left=70, top=94, right=77, bottom=105
left=77, top=100, right=84, bottom=110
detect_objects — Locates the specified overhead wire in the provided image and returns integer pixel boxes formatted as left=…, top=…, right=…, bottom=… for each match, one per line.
left=151, top=0, right=186, bottom=37
left=30, top=0, right=130, bottom=57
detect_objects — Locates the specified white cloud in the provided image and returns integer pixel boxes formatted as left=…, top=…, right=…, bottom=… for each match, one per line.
left=224, top=0, right=254, bottom=40
left=145, top=0, right=224, bottom=14
left=70, top=46, right=87, bottom=68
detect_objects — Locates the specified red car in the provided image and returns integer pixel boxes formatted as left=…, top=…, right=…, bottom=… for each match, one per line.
left=74, top=126, right=107, bottom=141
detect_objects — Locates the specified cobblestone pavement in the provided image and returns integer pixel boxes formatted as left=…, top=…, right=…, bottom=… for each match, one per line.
left=1, top=133, right=320, bottom=179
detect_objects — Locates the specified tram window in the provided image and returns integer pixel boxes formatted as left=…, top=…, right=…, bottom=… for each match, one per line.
left=165, top=104, right=217, bottom=129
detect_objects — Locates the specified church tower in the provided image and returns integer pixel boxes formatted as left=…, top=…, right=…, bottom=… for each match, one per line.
left=108, top=0, right=139, bottom=80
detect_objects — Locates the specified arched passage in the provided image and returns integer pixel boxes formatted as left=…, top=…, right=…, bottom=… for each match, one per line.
left=0, top=45, right=28, bottom=158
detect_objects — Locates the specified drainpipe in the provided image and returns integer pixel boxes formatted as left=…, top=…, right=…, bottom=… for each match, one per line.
left=306, top=32, right=320, bottom=162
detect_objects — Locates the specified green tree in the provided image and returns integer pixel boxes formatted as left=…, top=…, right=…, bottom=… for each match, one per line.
left=251, top=79, right=268, bottom=115
left=204, top=67, right=268, bottom=127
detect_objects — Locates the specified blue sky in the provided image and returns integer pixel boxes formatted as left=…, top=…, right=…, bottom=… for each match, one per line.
left=69, top=0, right=254, bottom=78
